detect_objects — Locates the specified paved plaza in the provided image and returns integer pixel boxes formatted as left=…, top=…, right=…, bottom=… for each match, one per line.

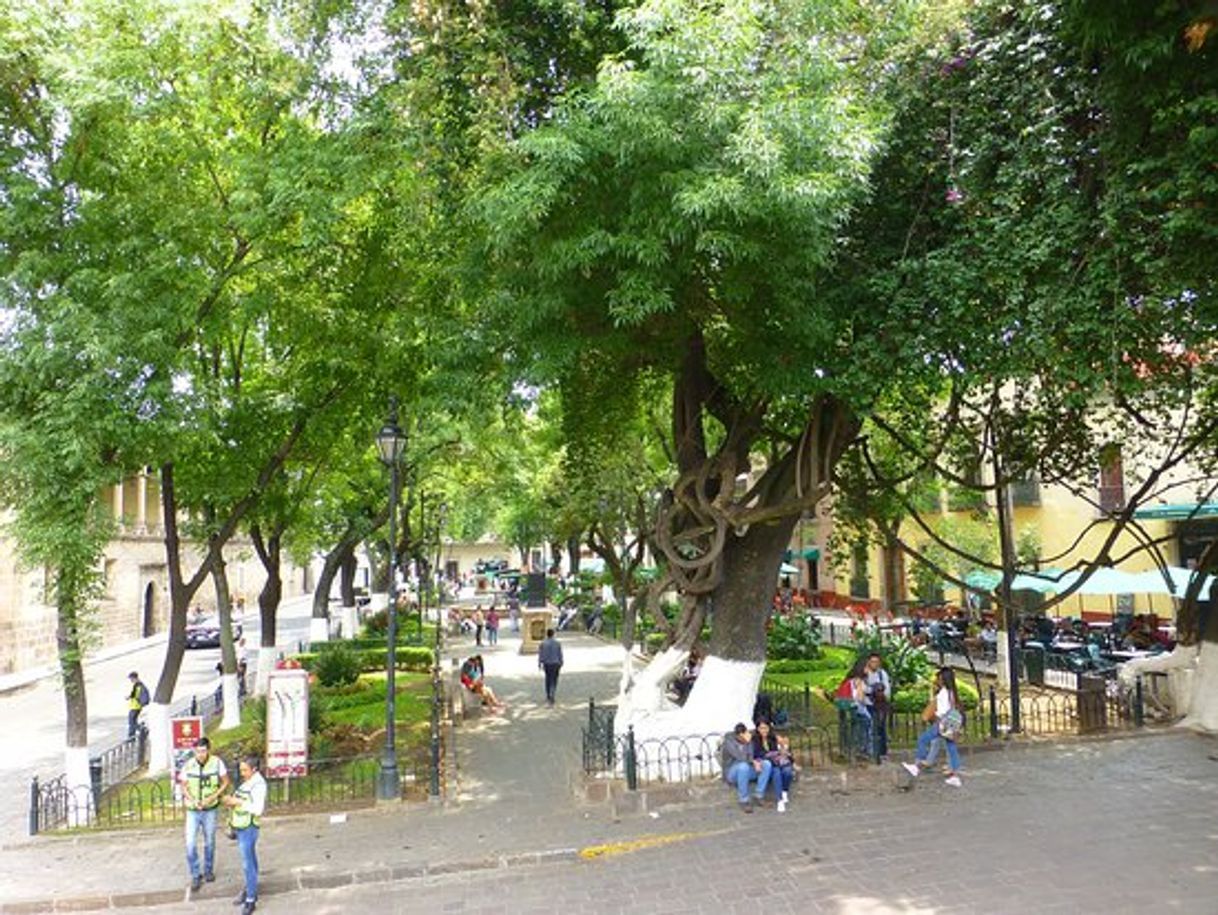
left=2, top=630, right=1217, bottom=914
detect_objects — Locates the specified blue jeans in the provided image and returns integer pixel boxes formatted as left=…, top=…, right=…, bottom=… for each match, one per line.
left=487, top=627, right=498, bottom=645
left=770, top=763, right=794, bottom=800
left=853, top=707, right=873, bottom=759
left=184, top=807, right=218, bottom=878
left=726, top=759, right=772, bottom=802
left=236, top=825, right=259, bottom=902
left=916, top=722, right=960, bottom=772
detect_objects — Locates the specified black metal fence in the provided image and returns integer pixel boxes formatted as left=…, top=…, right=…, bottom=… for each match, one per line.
left=584, top=673, right=1166, bottom=790
left=29, top=751, right=431, bottom=833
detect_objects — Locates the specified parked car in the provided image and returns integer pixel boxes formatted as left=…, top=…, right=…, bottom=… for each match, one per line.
left=185, top=614, right=242, bottom=650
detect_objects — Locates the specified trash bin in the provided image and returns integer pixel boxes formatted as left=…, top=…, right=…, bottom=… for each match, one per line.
left=1022, top=645, right=1045, bottom=686
left=1077, top=674, right=1107, bottom=734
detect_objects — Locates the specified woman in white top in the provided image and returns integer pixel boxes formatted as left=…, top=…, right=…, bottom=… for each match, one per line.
left=903, top=667, right=963, bottom=787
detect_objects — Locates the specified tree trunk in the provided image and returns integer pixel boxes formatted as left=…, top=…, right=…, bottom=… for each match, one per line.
left=252, top=524, right=283, bottom=697
left=56, top=593, right=93, bottom=823
left=340, top=549, right=358, bottom=606
left=211, top=557, right=241, bottom=730
left=568, top=535, right=582, bottom=575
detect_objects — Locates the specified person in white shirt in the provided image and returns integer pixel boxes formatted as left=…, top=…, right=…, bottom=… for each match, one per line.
left=222, top=755, right=268, bottom=914
left=903, top=667, right=964, bottom=787
left=864, top=652, right=892, bottom=760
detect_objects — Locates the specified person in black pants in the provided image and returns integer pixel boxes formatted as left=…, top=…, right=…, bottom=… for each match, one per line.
left=538, top=629, right=564, bottom=706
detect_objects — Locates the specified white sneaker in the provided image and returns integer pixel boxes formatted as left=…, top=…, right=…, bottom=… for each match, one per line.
left=945, top=775, right=962, bottom=787
left=777, top=799, right=787, bottom=813
left=902, top=762, right=920, bottom=778
left=780, top=791, right=788, bottom=803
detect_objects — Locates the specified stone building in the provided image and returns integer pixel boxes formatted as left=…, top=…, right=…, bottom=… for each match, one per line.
left=0, top=472, right=308, bottom=677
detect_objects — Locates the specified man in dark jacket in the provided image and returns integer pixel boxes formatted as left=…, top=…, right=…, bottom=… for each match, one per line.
left=538, top=629, right=564, bottom=706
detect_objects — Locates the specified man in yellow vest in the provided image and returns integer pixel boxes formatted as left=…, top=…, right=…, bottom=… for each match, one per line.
left=126, top=672, right=149, bottom=737
left=223, top=755, right=267, bottom=914
left=178, top=737, right=230, bottom=892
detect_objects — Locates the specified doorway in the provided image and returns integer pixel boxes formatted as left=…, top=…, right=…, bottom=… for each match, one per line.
left=142, top=582, right=156, bottom=637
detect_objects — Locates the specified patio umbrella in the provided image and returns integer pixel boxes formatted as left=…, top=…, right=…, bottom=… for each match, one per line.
left=1008, top=567, right=1068, bottom=594
left=1129, top=566, right=1214, bottom=601
left=964, top=569, right=1002, bottom=590
left=778, top=562, right=800, bottom=576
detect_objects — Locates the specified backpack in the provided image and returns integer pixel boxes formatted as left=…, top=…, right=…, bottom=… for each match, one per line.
left=833, top=676, right=856, bottom=711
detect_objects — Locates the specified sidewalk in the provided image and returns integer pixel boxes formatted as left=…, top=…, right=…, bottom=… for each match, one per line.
left=1, top=628, right=694, bottom=912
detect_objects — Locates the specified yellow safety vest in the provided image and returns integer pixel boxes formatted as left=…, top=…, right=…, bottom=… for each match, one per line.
left=181, top=756, right=223, bottom=809
left=128, top=682, right=145, bottom=711
left=230, top=775, right=264, bottom=829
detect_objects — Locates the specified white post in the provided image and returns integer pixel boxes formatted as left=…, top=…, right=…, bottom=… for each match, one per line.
left=255, top=646, right=277, bottom=697
left=341, top=604, right=359, bottom=640
left=309, top=617, right=330, bottom=644
left=64, top=746, right=94, bottom=827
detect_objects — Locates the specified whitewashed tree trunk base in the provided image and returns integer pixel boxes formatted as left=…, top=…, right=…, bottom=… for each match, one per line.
left=1182, top=641, right=1218, bottom=733
left=1120, top=644, right=1197, bottom=720
left=255, top=647, right=278, bottom=697
left=617, top=655, right=764, bottom=782
left=147, top=703, right=172, bottom=775
left=219, top=674, right=241, bottom=730
left=64, top=746, right=94, bottom=827
left=309, top=617, right=330, bottom=645
left=341, top=605, right=359, bottom=639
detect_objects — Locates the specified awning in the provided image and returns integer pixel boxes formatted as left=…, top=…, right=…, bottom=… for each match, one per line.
left=801, top=548, right=820, bottom=561
left=1131, top=503, right=1218, bottom=521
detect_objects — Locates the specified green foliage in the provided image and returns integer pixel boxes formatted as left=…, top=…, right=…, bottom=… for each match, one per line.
left=295, top=646, right=434, bottom=674
left=892, top=679, right=979, bottom=713
left=312, top=644, right=363, bottom=688
left=766, top=615, right=824, bottom=661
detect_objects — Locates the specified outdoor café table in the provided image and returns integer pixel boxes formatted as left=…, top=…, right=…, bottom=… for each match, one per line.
left=1052, top=640, right=1086, bottom=651
left=1107, top=649, right=1156, bottom=661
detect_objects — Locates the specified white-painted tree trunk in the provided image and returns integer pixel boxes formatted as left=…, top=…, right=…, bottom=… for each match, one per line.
left=616, top=654, right=764, bottom=781
left=341, top=604, right=359, bottom=640
left=219, top=673, right=241, bottom=730
left=255, top=646, right=278, bottom=697
left=147, top=702, right=172, bottom=775
left=309, top=617, right=330, bottom=644
left=63, top=745, right=94, bottom=827
left=1118, top=644, right=1196, bottom=716
left=1181, top=641, right=1218, bottom=732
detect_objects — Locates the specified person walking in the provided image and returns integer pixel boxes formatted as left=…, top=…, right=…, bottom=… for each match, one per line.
left=485, top=607, right=500, bottom=646
left=473, top=606, right=485, bottom=646
left=222, top=755, right=267, bottom=914
left=538, top=628, right=564, bottom=705
left=903, top=667, right=965, bottom=787
left=179, top=737, right=230, bottom=891
left=126, top=671, right=149, bottom=738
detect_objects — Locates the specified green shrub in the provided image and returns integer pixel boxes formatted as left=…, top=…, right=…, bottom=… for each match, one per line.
left=891, top=679, right=980, bottom=712
left=847, top=629, right=932, bottom=692
left=765, top=658, right=821, bottom=674
left=295, top=646, right=434, bottom=674
left=313, top=644, right=362, bottom=687
left=767, top=615, right=823, bottom=660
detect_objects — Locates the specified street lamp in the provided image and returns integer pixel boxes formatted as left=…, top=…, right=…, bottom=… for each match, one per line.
left=375, top=397, right=407, bottom=801
left=429, top=500, right=447, bottom=800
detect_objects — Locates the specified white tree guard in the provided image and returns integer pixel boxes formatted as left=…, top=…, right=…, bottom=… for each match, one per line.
left=64, top=745, right=94, bottom=827
left=219, top=673, right=241, bottom=730
left=255, top=647, right=277, bottom=697
left=341, top=604, right=359, bottom=640
left=309, top=616, right=330, bottom=644
left=616, top=654, right=764, bottom=783
left=1182, top=641, right=1218, bottom=732
left=147, top=702, right=172, bottom=775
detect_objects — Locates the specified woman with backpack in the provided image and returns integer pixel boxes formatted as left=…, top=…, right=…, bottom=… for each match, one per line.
left=903, top=667, right=964, bottom=787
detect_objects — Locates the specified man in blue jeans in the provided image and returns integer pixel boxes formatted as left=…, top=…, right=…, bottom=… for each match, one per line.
left=722, top=723, right=772, bottom=813
left=178, top=737, right=230, bottom=891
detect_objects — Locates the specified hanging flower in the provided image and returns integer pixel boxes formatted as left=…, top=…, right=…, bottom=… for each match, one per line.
left=945, top=186, right=964, bottom=205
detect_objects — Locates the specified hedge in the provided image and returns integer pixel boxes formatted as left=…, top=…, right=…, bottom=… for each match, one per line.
left=295, top=646, right=434, bottom=674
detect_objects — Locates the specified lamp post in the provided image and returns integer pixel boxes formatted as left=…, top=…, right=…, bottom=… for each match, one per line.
left=429, top=501, right=447, bottom=799
left=375, top=398, right=407, bottom=800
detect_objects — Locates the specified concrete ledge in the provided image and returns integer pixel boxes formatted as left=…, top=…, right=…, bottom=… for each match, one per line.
left=110, top=890, right=185, bottom=909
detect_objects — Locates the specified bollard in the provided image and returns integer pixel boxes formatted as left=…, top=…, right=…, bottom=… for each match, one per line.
left=1134, top=675, right=1144, bottom=728
left=28, top=776, right=39, bottom=836
left=989, top=686, right=999, bottom=739
left=803, top=682, right=811, bottom=724
left=624, top=725, right=638, bottom=791
left=589, top=697, right=595, bottom=731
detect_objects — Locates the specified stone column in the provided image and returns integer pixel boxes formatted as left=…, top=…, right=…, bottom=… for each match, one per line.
left=112, top=482, right=125, bottom=526
left=136, top=472, right=148, bottom=533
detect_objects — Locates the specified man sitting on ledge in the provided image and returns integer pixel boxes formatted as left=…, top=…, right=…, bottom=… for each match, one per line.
left=722, top=722, right=772, bottom=813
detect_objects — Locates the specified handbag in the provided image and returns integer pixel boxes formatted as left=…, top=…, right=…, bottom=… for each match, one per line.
left=938, top=707, right=964, bottom=741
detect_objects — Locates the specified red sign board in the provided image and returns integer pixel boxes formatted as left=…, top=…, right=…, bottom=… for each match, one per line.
left=172, top=716, right=204, bottom=750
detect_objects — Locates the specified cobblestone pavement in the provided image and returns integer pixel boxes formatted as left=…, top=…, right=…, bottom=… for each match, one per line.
left=4, top=628, right=1218, bottom=914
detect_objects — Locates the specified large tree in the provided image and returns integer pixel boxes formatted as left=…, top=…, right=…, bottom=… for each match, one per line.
left=470, top=0, right=934, bottom=736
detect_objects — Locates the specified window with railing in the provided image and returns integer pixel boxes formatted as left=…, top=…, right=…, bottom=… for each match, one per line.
left=1098, top=449, right=1125, bottom=513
